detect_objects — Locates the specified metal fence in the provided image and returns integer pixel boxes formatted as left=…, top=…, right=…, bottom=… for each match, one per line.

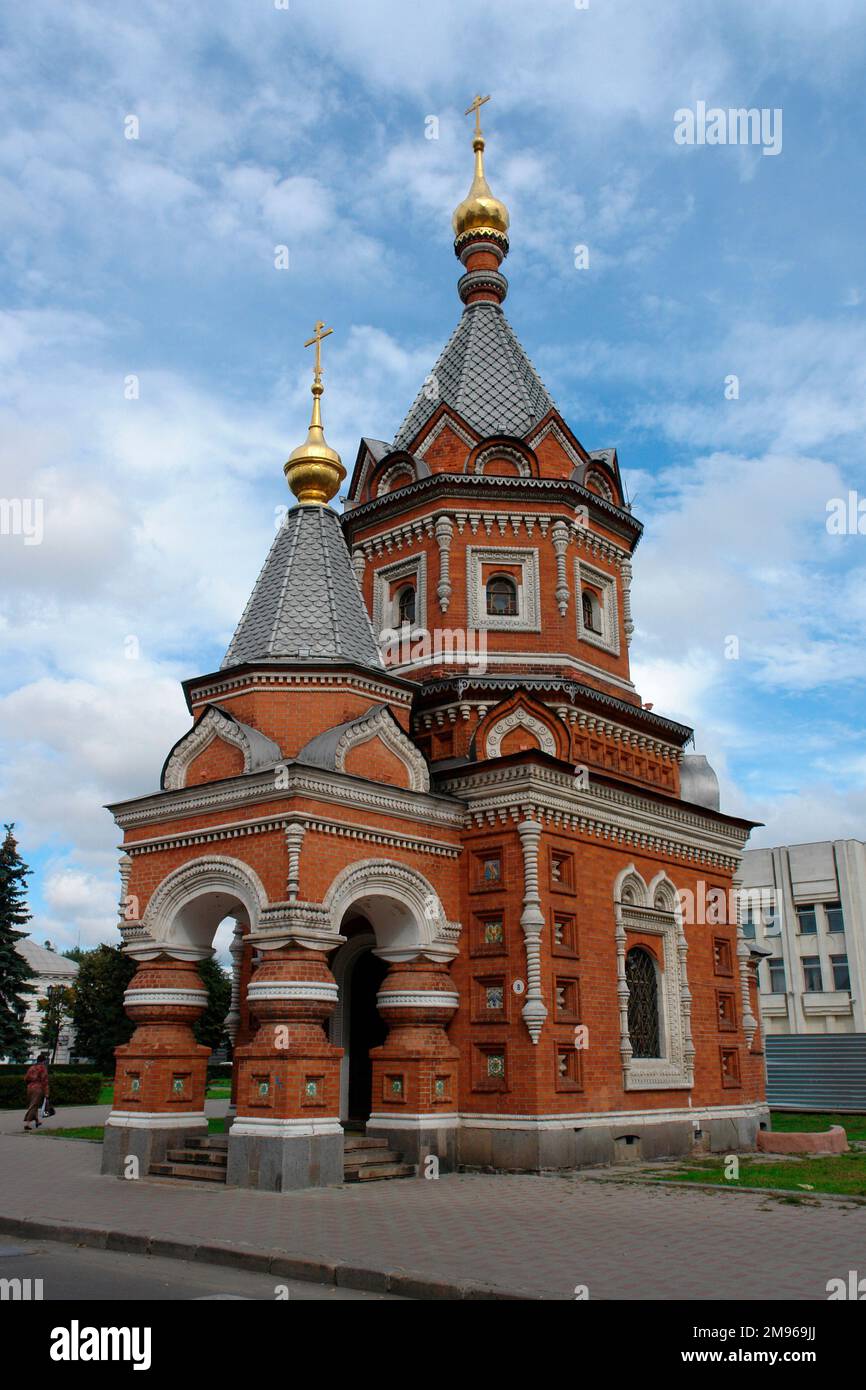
left=765, top=1033, right=866, bottom=1112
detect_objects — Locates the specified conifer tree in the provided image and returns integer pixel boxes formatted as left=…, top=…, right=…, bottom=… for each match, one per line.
left=0, top=824, right=35, bottom=1060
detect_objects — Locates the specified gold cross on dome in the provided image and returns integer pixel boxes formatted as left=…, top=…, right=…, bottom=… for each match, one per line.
left=465, top=93, right=491, bottom=137
left=304, top=320, right=333, bottom=383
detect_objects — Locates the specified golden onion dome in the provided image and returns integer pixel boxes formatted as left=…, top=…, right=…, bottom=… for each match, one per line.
left=284, top=322, right=346, bottom=506
left=452, top=133, right=510, bottom=243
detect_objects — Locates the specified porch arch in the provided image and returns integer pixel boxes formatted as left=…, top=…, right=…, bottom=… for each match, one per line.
left=139, top=854, right=269, bottom=956
left=322, top=858, right=458, bottom=961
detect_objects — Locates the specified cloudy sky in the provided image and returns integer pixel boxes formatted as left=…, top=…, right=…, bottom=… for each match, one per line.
left=2, top=0, right=865, bottom=951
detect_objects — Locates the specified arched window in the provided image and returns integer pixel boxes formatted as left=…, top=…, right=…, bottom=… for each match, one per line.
left=582, top=589, right=601, bottom=634
left=486, top=575, right=518, bottom=617
left=396, top=585, right=416, bottom=626
left=626, top=946, right=660, bottom=1058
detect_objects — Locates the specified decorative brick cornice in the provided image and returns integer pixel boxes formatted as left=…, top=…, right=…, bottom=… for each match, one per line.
left=444, top=765, right=751, bottom=869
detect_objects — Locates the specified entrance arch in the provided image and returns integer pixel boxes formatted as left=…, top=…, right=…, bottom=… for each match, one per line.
left=330, top=923, right=388, bottom=1124
left=139, top=854, right=267, bottom=956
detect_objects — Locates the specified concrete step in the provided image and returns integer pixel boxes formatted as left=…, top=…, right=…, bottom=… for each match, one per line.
left=344, top=1161, right=415, bottom=1182
left=343, top=1136, right=391, bottom=1151
left=184, top=1135, right=228, bottom=1151
left=165, top=1147, right=228, bottom=1166
left=149, top=1161, right=228, bottom=1183
left=343, top=1148, right=402, bottom=1169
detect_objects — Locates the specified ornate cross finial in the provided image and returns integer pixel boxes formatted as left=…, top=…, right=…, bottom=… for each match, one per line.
left=304, top=320, right=333, bottom=384
left=464, top=93, right=491, bottom=139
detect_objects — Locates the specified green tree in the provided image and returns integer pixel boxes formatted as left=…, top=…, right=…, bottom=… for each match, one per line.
left=70, top=945, right=135, bottom=1073
left=0, top=824, right=35, bottom=1061
left=37, top=985, right=76, bottom=1062
left=194, top=958, right=231, bottom=1053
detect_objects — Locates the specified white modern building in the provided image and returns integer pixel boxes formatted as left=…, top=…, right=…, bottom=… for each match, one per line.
left=15, top=938, right=79, bottom=1062
left=738, top=840, right=866, bottom=1034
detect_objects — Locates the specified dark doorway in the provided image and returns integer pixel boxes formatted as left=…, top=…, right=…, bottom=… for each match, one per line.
left=347, top=948, right=389, bottom=1125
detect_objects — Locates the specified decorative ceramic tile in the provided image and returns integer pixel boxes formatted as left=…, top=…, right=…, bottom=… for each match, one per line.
left=484, top=918, right=504, bottom=943
left=486, top=985, right=504, bottom=1010
left=305, top=1080, right=318, bottom=1098
left=487, top=1053, right=505, bottom=1078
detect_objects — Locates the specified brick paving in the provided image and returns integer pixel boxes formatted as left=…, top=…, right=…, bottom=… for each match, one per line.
left=1, top=1129, right=864, bottom=1299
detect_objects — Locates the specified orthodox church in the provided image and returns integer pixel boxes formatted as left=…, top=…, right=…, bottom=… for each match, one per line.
left=103, top=100, right=767, bottom=1190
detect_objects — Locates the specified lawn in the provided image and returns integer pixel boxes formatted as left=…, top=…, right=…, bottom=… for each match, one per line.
left=657, top=1152, right=866, bottom=1198
left=769, top=1111, right=866, bottom=1144
left=93, top=1081, right=231, bottom=1104
left=42, top=1116, right=227, bottom=1142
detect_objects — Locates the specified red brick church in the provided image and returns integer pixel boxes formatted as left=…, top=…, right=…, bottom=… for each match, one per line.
left=103, top=103, right=767, bottom=1190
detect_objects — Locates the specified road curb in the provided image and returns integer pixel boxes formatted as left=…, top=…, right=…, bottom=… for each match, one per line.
left=0, top=1214, right=540, bottom=1300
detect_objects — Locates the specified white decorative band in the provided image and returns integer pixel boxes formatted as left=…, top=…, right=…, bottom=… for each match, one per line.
left=246, top=982, right=338, bottom=1002
left=106, top=1111, right=207, bottom=1129
left=229, top=1117, right=343, bottom=1139
left=368, top=1113, right=459, bottom=1129
left=376, top=990, right=460, bottom=1010
left=123, top=988, right=208, bottom=1007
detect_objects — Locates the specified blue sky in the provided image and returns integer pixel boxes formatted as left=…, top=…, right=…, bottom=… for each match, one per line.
left=1, top=0, right=865, bottom=950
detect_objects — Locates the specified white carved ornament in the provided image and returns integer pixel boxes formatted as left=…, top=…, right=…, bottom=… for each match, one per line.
left=334, top=706, right=430, bottom=793
left=163, top=707, right=250, bottom=792
left=485, top=709, right=558, bottom=759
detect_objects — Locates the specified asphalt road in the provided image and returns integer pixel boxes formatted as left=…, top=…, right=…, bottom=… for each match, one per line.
left=0, top=1238, right=397, bottom=1301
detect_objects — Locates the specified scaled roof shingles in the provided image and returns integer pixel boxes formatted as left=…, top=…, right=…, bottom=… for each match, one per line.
left=393, top=301, right=557, bottom=450
left=222, top=505, right=383, bottom=670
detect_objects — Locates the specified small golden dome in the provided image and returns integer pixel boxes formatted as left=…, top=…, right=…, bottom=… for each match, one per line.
left=452, top=133, right=510, bottom=244
left=284, top=322, right=346, bottom=506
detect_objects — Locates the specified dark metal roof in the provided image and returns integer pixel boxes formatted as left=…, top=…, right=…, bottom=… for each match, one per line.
left=222, top=504, right=383, bottom=670
left=393, top=302, right=556, bottom=450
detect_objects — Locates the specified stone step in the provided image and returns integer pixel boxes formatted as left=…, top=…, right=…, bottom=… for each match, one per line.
left=165, top=1147, right=228, bottom=1166
left=343, top=1136, right=391, bottom=1151
left=344, top=1161, right=415, bottom=1182
left=184, top=1135, right=228, bottom=1151
left=343, top=1148, right=402, bottom=1169
left=149, top=1161, right=228, bottom=1183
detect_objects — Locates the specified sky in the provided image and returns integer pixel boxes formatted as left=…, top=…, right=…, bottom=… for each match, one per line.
left=1, top=0, right=865, bottom=953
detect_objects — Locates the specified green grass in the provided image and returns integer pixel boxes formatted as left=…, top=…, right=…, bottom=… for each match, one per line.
left=769, top=1111, right=866, bottom=1144
left=97, top=1083, right=114, bottom=1105
left=206, top=1084, right=231, bottom=1098
left=207, top=1117, right=227, bottom=1134
left=43, top=1125, right=104, bottom=1142
left=660, top=1152, right=866, bottom=1197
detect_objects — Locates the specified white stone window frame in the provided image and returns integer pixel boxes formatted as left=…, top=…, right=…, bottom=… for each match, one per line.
left=615, top=867, right=693, bottom=1092
left=576, top=557, right=620, bottom=656
left=372, top=552, right=427, bottom=642
left=468, top=546, right=541, bottom=633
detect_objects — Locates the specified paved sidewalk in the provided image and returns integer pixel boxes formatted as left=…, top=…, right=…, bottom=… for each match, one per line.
left=0, top=1101, right=228, bottom=1134
left=1, top=1131, right=863, bottom=1299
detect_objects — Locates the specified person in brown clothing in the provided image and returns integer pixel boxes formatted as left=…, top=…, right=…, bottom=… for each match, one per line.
left=23, top=1053, right=50, bottom=1130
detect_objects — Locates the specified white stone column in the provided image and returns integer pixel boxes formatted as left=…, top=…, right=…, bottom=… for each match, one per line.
left=517, top=818, right=548, bottom=1044
left=733, top=877, right=759, bottom=1047
left=621, top=558, right=634, bottom=647
left=285, top=821, right=306, bottom=901
left=551, top=520, right=570, bottom=615
left=435, top=515, right=453, bottom=613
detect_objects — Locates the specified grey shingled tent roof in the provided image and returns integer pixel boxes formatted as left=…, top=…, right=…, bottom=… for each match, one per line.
left=392, top=301, right=557, bottom=450
left=222, top=504, right=383, bottom=669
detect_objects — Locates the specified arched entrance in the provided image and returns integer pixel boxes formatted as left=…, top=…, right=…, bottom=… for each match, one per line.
left=330, top=921, right=388, bottom=1126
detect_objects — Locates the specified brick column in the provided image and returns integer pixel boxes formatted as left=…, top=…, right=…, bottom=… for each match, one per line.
left=102, top=949, right=211, bottom=1177
left=367, top=955, right=460, bottom=1170
left=227, top=942, right=344, bottom=1190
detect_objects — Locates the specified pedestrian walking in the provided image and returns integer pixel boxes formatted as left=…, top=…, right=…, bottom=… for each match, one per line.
left=23, top=1052, right=50, bottom=1131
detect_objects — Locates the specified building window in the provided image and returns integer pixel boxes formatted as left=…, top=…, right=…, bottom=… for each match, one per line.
left=396, top=584, right=415, bottom=626
left=802, top=956, right=823, bottom=992
left=742, top=912, right=757, bottom=941
left=831, top=954, right=850, bottom=991
left=826, top=903, right=845, bottom=933
left=550, top=850, right=574, bottom=889
left=796, top=905, right=818, bottom=935
left=626, top=947, right=660, bottom=1058
left=555, top=1046, right=582, bottom=1092
left=581, top=590, right=601, bottom=633
left=767, top=958, right=786, bottom=993
left=486, top=574, right=518, bottom=617
left=555, top=977, right=580, bottom=1021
